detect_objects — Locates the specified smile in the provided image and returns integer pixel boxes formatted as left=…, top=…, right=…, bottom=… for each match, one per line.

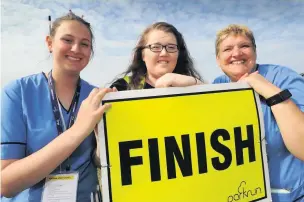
left=66, top=56, right=81, bottom=61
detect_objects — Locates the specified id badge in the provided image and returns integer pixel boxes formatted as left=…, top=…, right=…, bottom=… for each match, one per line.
left=42, top=172, right=79, bottom=202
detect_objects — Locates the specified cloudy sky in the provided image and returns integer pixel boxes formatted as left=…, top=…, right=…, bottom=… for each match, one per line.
left=1, top=0, right=304, bottom=87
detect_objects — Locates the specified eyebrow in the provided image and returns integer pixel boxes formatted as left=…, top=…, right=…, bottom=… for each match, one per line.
left=63, top=34, right=91, bottom=42
left=222, top=42, right=251, bottom=48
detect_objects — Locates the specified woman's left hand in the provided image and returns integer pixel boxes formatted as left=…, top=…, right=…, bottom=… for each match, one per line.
left=238, top=71, right=281, bottom=99
left=239, top=71, right=304, bottom=161
left=155, top=73, right=202, bottom=88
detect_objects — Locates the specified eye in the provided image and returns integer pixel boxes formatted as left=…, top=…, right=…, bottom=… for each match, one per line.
left=167, top=45, right=178, bottom=50
left=150, top=44, right=162, bottom=51
left=223, top=48, right=231, bottom=52
left=62, top=38, right=72, bottom=43
left=81, top=42, right=89, bottom=47
left=241, top=44, right=250, bottom=48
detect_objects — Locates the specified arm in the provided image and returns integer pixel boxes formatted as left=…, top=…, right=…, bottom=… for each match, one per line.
left=1, top=88, right=112, bottom=197
left=155, top=73, right=203, bottom=88
left=240, top=72, right=304, bottom=160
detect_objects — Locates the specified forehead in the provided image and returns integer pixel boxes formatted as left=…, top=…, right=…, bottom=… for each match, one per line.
left=54, top=20, right=91, bottom=41
left=145, top=30, right=177, bottom=44
left=219, top=34, right=251, bottom=47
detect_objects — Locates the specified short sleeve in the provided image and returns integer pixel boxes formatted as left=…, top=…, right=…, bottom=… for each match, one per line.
left=273, top=67, right=304, bottom=112
left=1, top=80, right=27, bottom=159
left=212, top=75, right=230, bottom=84
left=110, top=78, right=128, bottom=91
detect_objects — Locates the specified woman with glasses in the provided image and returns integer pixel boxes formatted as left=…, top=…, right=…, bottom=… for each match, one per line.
left=110, top=22, right=203, bottom=90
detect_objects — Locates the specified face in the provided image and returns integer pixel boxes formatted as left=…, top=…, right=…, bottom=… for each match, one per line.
left=46, top=20, right=92, bottom=75
left=216, top=34, right=257, bottom=82
left=142, top=30, right=179, bottom=80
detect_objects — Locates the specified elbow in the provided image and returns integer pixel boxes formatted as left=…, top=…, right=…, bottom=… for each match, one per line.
left=1, top=186, right=18, bottom=198
left=1, top=180, right=19, bottom=198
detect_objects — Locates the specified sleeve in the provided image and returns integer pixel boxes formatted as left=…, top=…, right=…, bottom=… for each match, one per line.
left=212, top=75, right=230, bottom=84
left=1, top=80, right=27, bottom=159
left=273, top=67, right=304, bottom=112
left=110, top=78, right=129, bottom=91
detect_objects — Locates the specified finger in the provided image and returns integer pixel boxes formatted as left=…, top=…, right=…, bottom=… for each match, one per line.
left=91, top=88, right=111, bottom=106
left=112, top=87, right=118, bottom=92
left=87, top=88, right=100, bottom=102
left=95, top=103, right=112, bottom=122
left=237, top=73, right=249, bottom=82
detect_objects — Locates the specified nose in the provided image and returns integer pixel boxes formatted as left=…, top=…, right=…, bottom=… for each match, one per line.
left=159, top=47, right=169, bottom=56
left=71, top=43, right=80, bottom=53
left=231, top=47, right=242, bottom=57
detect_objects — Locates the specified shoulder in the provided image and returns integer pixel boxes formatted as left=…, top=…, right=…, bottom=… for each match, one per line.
left=80, top=79, right=96, bottom=91
left=258, top=64, right=303, bottom=85
left=213, top=75, right=231, bottom=84
left=110, top=78, right=129, bottom=91
left=2, top=73, right=46, bottom=97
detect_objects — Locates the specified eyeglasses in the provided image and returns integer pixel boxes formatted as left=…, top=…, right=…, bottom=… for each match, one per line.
left=144, top=44, right=179, bottom=53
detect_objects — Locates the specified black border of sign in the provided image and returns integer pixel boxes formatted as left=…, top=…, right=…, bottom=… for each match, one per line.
left=101, top=88, right=267, bottom=202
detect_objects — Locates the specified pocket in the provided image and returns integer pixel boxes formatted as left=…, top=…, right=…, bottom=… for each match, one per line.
left=271, top=183, right=304, bottom=202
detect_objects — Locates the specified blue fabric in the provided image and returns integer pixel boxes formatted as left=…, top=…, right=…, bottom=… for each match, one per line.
left=1, top=72, right=98, bottom=202
left=213, top=64, right=304, bottom=202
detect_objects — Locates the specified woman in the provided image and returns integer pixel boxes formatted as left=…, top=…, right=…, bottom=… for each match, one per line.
left=111, top=22, right=203, bottom=90
left=1, top=12, right=111, bottom=201
left=213, top=24, right=304, bottom=202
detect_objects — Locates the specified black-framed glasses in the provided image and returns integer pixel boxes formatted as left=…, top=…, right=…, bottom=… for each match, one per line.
left=144, top=43, right=179, bottom=53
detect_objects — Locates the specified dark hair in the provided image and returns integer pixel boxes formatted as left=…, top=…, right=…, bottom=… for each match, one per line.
left=122, top=22, right=202, bottom=89
left=301, top=73, right=304, bottom=77
left=49, top=11, right=94, bottom=55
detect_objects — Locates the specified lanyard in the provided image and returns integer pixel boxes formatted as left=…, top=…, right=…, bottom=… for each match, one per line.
left=48, top=71, right=81, bottom=171
left=48, top=71, right=81, bottom=135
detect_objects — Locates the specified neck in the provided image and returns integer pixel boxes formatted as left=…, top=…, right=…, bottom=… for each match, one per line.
left=51, top=68, right=79, bottom=92
left=48, top=68, right=80, bottom=110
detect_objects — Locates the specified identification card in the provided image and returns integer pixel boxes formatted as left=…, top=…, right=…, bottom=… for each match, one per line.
left=42, top=172, right=79, bottom=202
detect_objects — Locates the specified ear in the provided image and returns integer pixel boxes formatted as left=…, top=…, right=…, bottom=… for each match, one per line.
left=216, top=54, right=221, bottom=67
left=46, top=36, right=53, bottom=53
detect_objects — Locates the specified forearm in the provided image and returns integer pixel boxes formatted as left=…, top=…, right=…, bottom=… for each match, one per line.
left=271, top=99, right=304, bottom=160
left=1, top=125, right=88, bottom=197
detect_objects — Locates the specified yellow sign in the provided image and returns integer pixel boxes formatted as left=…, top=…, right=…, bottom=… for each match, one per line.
left=100, top=84, right=271, bottom=202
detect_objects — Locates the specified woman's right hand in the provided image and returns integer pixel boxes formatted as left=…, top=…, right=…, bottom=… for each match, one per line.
left=73, top=88, right=112, bottom=136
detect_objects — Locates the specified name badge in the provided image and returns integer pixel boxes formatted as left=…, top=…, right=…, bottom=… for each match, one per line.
left=42, top=172, right=79, bottom=202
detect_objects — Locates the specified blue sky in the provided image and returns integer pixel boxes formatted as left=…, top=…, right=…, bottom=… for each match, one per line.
left=1, top=0, right=304, bottom=86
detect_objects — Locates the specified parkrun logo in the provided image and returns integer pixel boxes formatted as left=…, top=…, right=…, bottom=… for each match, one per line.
left=227, top=181, right=262, bottom=202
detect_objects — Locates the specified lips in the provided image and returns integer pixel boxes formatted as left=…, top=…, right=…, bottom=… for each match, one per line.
left=230, top=60, right=245, bottom=64
left=157, top=60, right=169, bottom=64
left=66, top=55, right=81, bottom=61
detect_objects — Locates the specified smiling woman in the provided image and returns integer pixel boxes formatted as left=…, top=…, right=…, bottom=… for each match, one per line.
left=1, top=12, right=111, bottom=202
left=213, top=24, right=304, bottom=202
left=110, top=21, right=203, bottom=90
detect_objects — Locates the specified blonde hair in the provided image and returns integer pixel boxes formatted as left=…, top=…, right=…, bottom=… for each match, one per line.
left=215, top=24, right=256, bottom=56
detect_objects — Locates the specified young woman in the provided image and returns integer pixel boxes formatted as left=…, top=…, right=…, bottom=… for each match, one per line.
left=1, top=12, right=111, bottom=201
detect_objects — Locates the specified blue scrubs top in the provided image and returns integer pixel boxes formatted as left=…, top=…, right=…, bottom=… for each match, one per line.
left=1, top=72, right=98, bottom=202
left=213, top=64, right=304, bottom=202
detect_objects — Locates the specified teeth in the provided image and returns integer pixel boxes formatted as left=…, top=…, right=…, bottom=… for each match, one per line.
left=158, top=61, right=168, bottom=64
left=232, top=60, right=244, bottom=64
left=67, top=56, right=81, bottom=61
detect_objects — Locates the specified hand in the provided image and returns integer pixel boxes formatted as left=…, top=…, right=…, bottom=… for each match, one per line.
left=73, top=88, right=112, bottom=135
left=155, top=73, right=201, bottom=88
left=238, top=71, right=281, bottom=98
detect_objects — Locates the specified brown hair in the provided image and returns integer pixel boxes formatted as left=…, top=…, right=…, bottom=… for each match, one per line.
left=121, top=22, right=202, bottom=89
left=215, top=24, right=256, bottom=56
left=50, top=12, right=94, bottom=55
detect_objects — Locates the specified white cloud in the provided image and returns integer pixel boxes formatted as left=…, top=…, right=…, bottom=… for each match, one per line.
left=1, top=0, right=304, bottom=89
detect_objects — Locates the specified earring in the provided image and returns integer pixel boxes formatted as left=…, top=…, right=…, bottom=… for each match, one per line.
left=49, top=50, right=52, bottom=53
